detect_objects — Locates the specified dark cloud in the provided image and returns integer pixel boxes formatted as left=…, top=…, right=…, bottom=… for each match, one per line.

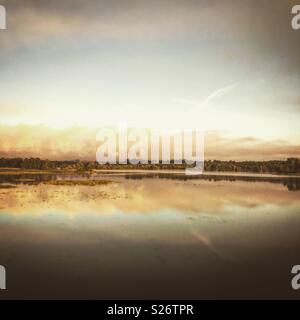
left=0, top=2, right=298, bottom=40
left=0, top=0, right=299, bottom=75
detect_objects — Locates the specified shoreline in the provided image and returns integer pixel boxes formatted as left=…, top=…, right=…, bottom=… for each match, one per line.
left=93, top=169, right=300, bottom=179
left=0, top=168, right=299, bottom=179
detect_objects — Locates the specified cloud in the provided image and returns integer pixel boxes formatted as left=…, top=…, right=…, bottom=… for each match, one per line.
left=0, top=124, right=99, bottom=160
left=1, top=0, right=215, bottom=49
left=1, top=0, right=299, bottom=74
left=0, top=124, right=299, bottom=161
left=205, top=131, right=300, bottom=160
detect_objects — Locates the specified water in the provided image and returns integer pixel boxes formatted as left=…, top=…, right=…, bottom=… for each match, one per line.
left=0, top=172, right=300, bottom=299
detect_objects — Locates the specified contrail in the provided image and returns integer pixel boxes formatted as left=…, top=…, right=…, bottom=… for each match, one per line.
left=178, top=83, right=238, bottom=109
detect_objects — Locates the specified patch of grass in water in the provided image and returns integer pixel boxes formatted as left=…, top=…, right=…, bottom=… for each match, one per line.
left=45, top=180, right=116, bottom=186
left=0, top=184, right=17, bottom=189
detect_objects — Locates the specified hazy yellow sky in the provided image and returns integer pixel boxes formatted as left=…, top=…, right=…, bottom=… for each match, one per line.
left=0, top=0, right=299, bottom=160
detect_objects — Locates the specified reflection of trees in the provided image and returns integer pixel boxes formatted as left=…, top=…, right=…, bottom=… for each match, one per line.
left=284, top=181, right=300, bottom=191
left=0, top=169, right=299, bottom=192
left=124, top=173, right=300, bottom=192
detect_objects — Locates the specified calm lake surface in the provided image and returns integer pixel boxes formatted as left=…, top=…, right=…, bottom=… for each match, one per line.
left=0, top=172, right=300, bottom=299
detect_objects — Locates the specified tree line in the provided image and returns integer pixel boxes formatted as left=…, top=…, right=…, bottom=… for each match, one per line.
left=0, top=157, right=299, bottom=174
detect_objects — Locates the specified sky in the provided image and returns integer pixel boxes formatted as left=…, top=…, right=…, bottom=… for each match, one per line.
left=0, top=0, right=299, bottom=160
